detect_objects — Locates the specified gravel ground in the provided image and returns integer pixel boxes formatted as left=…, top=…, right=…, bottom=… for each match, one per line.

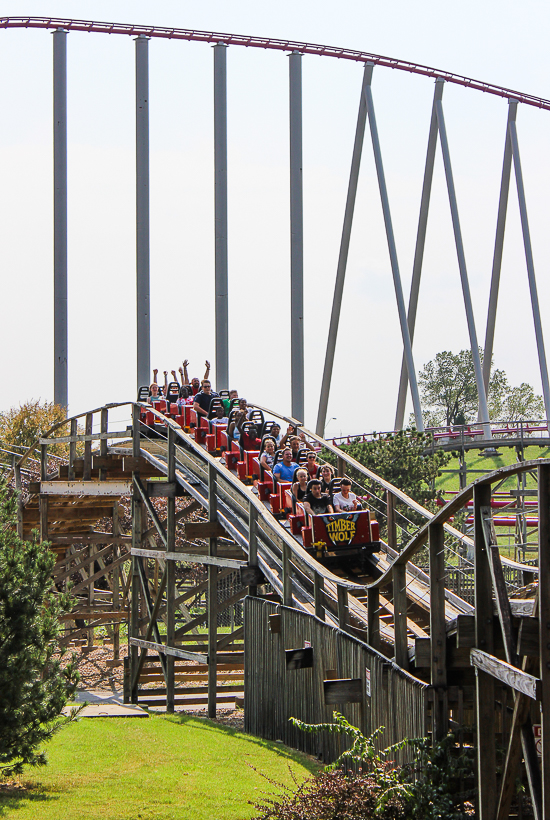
left=66, top=643, right=245, bottom=731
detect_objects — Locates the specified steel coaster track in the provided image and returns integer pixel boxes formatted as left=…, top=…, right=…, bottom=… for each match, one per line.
left=2, top=16, right=550, bottom=111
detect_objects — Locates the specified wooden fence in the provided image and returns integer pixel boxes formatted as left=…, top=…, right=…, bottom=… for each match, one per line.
left=244, top=597, right=428, bottom=764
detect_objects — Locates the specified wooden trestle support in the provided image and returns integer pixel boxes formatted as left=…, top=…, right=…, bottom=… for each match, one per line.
left=10, top=402, right=550, bottom=818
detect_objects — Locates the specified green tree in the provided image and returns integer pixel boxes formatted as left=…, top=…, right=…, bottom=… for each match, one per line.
left=501, top=382, right=545, bottom=421
left=416, top=349, right=544, bottom=426
left=417, top=349, right=508, bottom=427
left=323, top=429, right=451, bottom=539
left=0, top=479, right=79, bottom=777
left=0, top=400, right=69, bottom=458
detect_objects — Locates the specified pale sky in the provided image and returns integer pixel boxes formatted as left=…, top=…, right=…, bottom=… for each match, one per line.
left=1, top=1, right=550, bottom=436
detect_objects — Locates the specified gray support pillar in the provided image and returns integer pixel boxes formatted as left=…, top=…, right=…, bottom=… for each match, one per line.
left=53, top=29, right=68, bottom=410
left=135, top=35, right=150, bottom=391
left=509, top=118, right=550, bottom=421
left=482, top=102, right=516, bottom=399
left=316, top=64, right=370, bottom=436
left=435, top=99, right=491, bottom=437
left=364, top=65, right=424, bottom=431
left=214, top=44, right=229, bottom=392
left=394, top=79, right=444, bottom=430
left=289, top=52, right=304, bottom=423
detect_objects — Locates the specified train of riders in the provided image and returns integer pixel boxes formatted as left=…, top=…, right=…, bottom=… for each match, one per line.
left=142, top=363, right=362, bottom=515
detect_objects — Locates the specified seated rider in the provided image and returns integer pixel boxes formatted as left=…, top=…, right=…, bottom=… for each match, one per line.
left=193, top=380, right=219, bottom=419
left=333, top=478, right=359, bottom=512
left=292, top=468, right=309, bottom=501
left=239, top=422, right=262, bottom=451
left=222, top=389, right=239, bottom=413
left=272, top=448, right=299, bottom=484
left=306, top=451, right=320, bottom=478
left=319, top=464, right=335, bottom=495
left=303, top=480, right=334, bottom=516
left=182, top=359, right=211, bottom=396
left=211, top=405, right=229, bottom=426
left=270, top=423, right=283, bottom=447
left=260, top=438, right=276, bottom=471
left=148, top=383, right=162, bottom=404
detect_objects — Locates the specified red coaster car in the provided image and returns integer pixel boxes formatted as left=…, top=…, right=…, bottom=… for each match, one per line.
left=309, top=510, right=380, bottom=563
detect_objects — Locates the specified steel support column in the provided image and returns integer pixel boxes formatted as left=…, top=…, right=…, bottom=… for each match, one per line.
left=364, top=65, right=424, bottom=431
left=289, top=51, right=304, bottom=423
left=482, top=101, right=516, bottom=399
left=316, top=64, right=370, bottom=436
left=394, top=79, right=443, bottom=430
left=435, top=99, right=491, bottom=437
left=214, top=44, right=229, bottom=391
left=509, top=119, right=550, bottom=421
left=53, top=29, right=68, bottom=410
left=135, top=35, right=150, bottom=391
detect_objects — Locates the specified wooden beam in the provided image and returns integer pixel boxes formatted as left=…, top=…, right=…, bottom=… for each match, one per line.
left=129, top=637, right=207, bottom=664
left=146, top=480, right=185, bottom=498
left=473, top=482, right=496, bottom=820
left=539, top=463, right=550, bottom=820
left=323, top=678, right=363, bottom=704
left=392, top=562, right=408, bottom=668
left=37, top=480, right=132, bottom=496
left=185, top=521, right=226, bottom=539
left=132, top=475, right=167, bottom=546
left=429, top=521, right=447, bottom=741
left=517, top=617, right=539, bottom=657
left=470, top=649, right=540, bottom=699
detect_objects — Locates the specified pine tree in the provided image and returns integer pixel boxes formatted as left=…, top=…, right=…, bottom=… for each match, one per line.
left=0, top=479, right=79, bottom=777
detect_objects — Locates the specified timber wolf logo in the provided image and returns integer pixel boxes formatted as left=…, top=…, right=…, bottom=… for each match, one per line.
left=324, top=513, right=360, bottom=547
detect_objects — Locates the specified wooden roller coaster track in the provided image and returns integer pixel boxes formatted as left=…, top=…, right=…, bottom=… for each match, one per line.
left=6, top=400, right=550, bottom=819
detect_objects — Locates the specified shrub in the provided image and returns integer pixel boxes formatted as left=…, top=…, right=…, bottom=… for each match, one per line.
left=250, top=713, right=476, bottom=820
left=0, top=478, right=80, bottom=777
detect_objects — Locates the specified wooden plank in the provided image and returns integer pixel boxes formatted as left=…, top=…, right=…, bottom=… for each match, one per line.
left=166, top=552, right=246, bottom=569
left=517, top=617, right=539, bottom=657
left=40, top=430, right=130, bottom=445
left=285, top=647, right=313, bottom=670
left=48, top=533, right=131, bottom=545
left=509, top=599, right=535, bottom=617
left=146, top=481, right=185, bottom=498
left=185, top=521, right=226, bottom=539
left=129, top=637, right=208, bottom=664
left=323, top=678, right=363, bottom=705
left=38, top=480, right=132, bottom=496
left=470, top=649, right=540, bottom=699
left=455, top=614, right=475, bottom=648
left=269, top=614, right=281, bottom=634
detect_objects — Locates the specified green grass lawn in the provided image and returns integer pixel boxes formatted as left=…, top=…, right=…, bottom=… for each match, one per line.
left=0, top=715, right=318, bottom=820
left=435, top=444, right=550, bottom=495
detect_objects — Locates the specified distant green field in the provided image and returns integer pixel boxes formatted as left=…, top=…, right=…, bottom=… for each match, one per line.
left=0, top=715, right=317, bottom=820
left=435, top=444, right=550, bottom=495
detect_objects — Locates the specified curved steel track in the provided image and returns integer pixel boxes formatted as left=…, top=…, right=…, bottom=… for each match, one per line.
left=2, top=16, right=550, bottom=111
